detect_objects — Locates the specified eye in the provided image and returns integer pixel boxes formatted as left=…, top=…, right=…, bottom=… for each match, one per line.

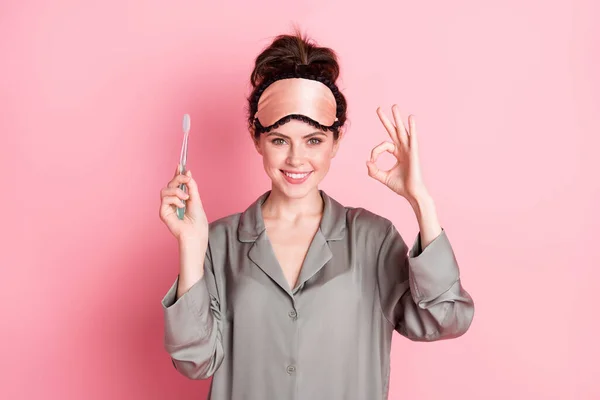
left=271, top=138, right=286, bottom=145
left=308, top=138, right=322, bottom=145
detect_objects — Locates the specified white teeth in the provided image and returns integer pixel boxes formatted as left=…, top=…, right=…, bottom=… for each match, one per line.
left=284, top=171, right=310, bottom=179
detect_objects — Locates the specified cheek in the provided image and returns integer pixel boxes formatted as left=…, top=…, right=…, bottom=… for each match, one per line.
left=310, top=148, right=334, bottom=170
left=261, top=147, right=285, bottom=168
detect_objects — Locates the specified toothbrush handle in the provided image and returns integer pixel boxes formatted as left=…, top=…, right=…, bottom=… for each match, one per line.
left=177, top=167, right=187, bottom=220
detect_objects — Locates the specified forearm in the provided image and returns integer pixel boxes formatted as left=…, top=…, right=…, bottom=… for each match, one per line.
left=408, top=192, right=442, bottom=250
left=176, top=236, right=207, bottom=300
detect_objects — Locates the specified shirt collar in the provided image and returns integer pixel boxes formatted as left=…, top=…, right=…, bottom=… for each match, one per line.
left=237, top=189, right=347, bottom=243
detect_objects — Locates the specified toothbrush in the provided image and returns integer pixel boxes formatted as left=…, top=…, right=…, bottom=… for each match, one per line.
left=177, top=114, right=191, bottom=220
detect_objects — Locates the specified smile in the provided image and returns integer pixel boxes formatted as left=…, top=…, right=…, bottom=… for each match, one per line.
left=282, top=170, right=311, bottom=178
left=280, top=170, right=313, bottom=184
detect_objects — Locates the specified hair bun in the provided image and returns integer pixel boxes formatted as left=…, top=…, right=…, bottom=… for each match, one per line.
left=250, top=29, right=340, bottom=87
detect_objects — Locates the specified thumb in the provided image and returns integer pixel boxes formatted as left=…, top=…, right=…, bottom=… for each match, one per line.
left=184, top=170, right=204, bottom=209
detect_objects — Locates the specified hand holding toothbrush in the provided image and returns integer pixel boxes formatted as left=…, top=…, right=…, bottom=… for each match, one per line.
left=159, top=114, right=209, bottom=244
left=159, top=165, right=208, bottom=243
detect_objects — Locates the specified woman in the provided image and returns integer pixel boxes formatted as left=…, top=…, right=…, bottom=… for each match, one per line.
left=159, top=31, right=474, bottom=400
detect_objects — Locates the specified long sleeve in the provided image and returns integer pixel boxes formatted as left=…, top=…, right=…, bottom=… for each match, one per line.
left=377, top=224, right=475, bottom=341
left=161, top=246, right=225, bottom=379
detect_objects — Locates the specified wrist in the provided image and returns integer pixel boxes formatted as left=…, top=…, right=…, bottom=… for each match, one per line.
left=178, top=236, right=208, bottom=281
left=178, top=234, right=208, bottom=250
left=408, top=192, right=435, bottom=214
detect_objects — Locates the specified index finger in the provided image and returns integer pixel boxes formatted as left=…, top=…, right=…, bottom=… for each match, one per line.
left=376, top=107, right=400, bottom=146
left=167, top=164, right=189, bottom=188
left=167, top=173, right=190, bottom=189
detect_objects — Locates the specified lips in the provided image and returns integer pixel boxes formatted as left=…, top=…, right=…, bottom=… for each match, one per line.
left=280, top=169, right=313, bottom=184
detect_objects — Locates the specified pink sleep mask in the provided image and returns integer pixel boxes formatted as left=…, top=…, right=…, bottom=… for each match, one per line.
left=253, top=77, right=338, bottom=127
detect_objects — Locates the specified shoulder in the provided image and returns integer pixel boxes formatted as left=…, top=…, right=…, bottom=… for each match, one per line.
left=340, top=203, right=409, bottom=256
left=206, top=212, right=243, bottom=245
left=208, top=212, right=242, bottom=231
left=343, top=203, right=396, bottom=242
left=346, top=205, right=392, bottom=228
left=324, top=191, right=393, bottom=236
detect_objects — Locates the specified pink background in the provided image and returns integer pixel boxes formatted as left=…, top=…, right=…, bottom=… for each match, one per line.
left=2, top=0, right=598, bottom=399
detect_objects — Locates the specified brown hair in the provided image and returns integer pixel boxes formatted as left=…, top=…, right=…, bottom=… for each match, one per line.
left=246, top=28, right=347, bottom=140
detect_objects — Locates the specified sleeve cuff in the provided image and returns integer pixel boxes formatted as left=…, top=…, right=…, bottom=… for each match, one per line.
left=407, top=229, right=460, bottom=306
left=161, top=275, right=212, bottom=347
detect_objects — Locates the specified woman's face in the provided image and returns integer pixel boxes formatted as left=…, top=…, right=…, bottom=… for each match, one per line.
left=253, top=119, right=342, bottom=199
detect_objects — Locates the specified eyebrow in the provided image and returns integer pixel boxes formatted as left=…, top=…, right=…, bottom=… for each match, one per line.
left=266, top=131, right=327, bottom=139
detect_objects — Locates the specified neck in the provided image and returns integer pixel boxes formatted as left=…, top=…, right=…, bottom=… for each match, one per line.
left=261, top=186, right=323, bottom=222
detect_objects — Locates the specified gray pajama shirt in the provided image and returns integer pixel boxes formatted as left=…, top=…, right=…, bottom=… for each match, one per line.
left=161, top=190, right=475, bottom=400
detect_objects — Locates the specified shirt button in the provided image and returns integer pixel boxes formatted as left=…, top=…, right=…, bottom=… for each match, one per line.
left=286, top=365, right=296, bottom=375
left=288, top=310, right=297, bottom=319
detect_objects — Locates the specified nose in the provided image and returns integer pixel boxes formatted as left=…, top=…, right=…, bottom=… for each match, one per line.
left=286, top=144, right=305, bottom=167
